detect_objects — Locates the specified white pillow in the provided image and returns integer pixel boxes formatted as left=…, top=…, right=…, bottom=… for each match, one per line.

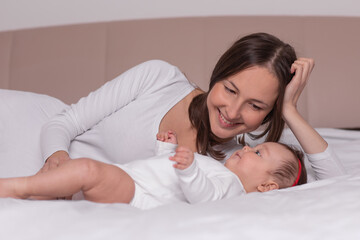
left=0, top=89, right=67, bottom=177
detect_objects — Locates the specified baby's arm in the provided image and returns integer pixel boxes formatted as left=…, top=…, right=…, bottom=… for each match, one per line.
left=170, top=147, right=243, bottom=203
left=169, top=146, right=194, bottom=170
left=170, top=149, right=215, bottom=203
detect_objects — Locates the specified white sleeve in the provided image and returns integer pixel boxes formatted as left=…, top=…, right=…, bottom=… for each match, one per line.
left=40, top=60, right=181, bottom=160
left=175, top=158, right=243, bottom=204
left=155, top=140, right=177, bottom=156
left=306, top=145, right=347, bottom=180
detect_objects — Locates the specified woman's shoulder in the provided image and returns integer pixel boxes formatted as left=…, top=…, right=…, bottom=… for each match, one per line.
left=141, top=59, right=173, bottom=66
left=133, top=59, right=195, bottom=92
left=137, top=59, right=178, bottom=73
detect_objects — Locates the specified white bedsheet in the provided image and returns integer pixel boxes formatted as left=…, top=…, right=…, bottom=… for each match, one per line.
left=1, top=174, right=360, bottom=240
left=1, top=89, right=360, bottom=240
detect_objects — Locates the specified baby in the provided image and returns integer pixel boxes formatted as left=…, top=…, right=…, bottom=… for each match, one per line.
left=0, top=131, right=307, bottom=210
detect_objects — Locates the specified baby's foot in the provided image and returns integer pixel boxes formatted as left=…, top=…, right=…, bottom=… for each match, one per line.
left=166, top=131, right=177, bottom=144
left=156, top=130, right=177, bottom=144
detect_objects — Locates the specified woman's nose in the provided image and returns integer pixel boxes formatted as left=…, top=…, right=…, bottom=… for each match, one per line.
left=226, top=100, right=243, bottom=120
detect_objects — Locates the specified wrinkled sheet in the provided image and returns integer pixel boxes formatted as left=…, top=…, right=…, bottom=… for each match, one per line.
left=1, top=89, right=360, bottom=240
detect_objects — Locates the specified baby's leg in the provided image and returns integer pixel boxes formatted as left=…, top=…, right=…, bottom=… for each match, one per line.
left=0, top=158, right=135, bottom=204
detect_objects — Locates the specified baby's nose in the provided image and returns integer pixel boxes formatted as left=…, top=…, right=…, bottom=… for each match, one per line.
left=242, top=146, right=252, bottom=152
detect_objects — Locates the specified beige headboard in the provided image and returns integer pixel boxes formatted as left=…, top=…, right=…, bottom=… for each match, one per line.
left=1, top=16, right=359, bottom=128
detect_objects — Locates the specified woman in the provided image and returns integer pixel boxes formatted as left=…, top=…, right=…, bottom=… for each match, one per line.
left=39, top=32, right=345, bottom=181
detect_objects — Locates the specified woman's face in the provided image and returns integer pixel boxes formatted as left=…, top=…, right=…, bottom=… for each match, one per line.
left=207, top=66, right=279, bottom=139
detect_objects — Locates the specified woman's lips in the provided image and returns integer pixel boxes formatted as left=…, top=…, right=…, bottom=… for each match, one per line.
left=218, top=109, right=240, bottom=127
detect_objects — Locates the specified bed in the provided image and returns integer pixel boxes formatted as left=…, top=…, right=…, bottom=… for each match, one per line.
left=1, top=89, right=360, bottom=240
left=1, top=16, right=360, bottom=240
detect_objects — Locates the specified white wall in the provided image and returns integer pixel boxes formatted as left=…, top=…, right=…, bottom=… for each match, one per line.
left=1, top=0, right=360, bottom=31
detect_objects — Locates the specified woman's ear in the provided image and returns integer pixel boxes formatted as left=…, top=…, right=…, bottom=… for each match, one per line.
left=257, top=181, right=279, bottom=192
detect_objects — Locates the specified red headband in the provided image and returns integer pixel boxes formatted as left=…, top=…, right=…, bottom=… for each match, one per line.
left=292, top=159, right=302, bottom=187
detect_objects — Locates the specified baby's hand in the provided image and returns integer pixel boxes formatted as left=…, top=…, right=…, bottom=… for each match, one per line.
left=157, top=130, right=177, bottom=144
left=169, top=146, right=194, bottom=170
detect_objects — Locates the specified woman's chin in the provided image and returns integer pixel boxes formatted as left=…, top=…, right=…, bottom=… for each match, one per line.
left=211, top=126, right=238, bottom=140
left=211, top=124, right=258, bottom=140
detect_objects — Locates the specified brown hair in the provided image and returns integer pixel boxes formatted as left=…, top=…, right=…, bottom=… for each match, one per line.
left=271, top=143, right=308, bottom=188
left=188, top=32, right=297, bottom=160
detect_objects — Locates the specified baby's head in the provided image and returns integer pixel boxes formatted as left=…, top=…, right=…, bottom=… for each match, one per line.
left=225, top=142, right=307, bottom=193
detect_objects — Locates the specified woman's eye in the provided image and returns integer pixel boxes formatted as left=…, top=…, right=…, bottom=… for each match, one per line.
left=224, top=86, right=236, bottom=94
left=250, top=103, right=262, bottom=111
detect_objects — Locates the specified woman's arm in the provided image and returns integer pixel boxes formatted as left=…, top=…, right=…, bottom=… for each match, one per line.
left=282, top=58, right=346, bottom=178
left=40, top=60, right=184, bottom=170
left=282, top=58, right=327, bottom=154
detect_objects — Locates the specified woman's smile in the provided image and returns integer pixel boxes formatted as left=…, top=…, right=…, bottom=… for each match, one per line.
left=218, top=108, right=240, bottom=128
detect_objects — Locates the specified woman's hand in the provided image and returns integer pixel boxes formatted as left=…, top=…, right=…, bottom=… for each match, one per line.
left=282, top=58, right=315, bottom=118
left=281, top=58, right=328, bottom=154
left=169, top=146, right=194, bottom=170
left=37, top=150, right=71, bottom=174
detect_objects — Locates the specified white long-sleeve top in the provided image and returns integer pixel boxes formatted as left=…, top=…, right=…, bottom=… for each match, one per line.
left=117, top=141, right=245, bottom=209
left=40, top=60, right=196, bottom=164
left=40, top=59, right=346, bottom=181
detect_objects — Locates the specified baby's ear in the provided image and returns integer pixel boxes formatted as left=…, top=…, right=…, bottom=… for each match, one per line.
left=257, top=181, right=279, bottom=192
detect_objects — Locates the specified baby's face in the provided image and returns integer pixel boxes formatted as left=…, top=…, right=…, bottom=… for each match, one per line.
left=225, top=142, right=293, bottom=192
